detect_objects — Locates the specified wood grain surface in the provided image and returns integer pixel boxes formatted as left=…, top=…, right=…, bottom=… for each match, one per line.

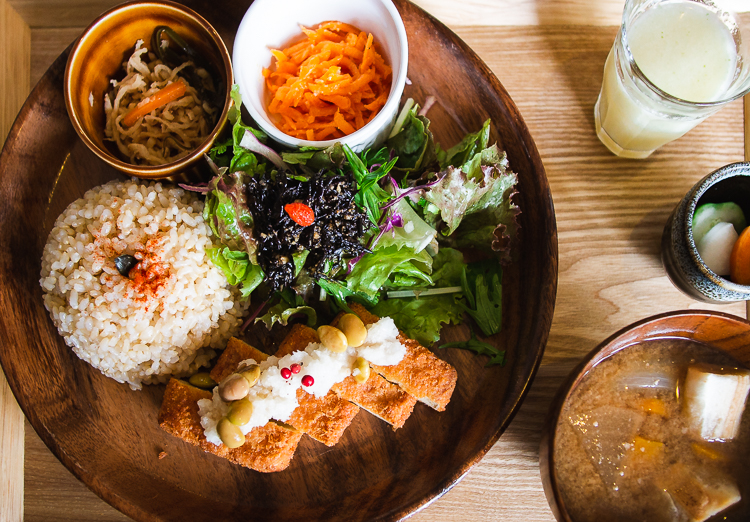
left=0, top=2, right=29, bottom=522
left=10, top=0, right=629, bottom=28
left=3, top=0, right=750, bottom=521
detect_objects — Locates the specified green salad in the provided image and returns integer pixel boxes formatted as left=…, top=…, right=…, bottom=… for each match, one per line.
left=185, top=87, right=520, bottom=365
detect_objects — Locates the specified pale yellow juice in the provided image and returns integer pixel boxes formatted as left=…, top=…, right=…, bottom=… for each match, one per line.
left=596, top=1, right=738, bottom=158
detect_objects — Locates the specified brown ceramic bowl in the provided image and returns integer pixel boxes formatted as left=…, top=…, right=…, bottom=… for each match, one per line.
left=64, top=0, right=233, bottom=179
left=540, top=310, right=750, bottom=521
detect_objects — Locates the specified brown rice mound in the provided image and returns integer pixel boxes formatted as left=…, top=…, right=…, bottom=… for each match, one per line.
left=40, top=179, right=247, bottom=389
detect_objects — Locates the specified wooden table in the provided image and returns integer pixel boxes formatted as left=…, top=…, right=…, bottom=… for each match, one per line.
left=2, top=0, right=748, bottom=520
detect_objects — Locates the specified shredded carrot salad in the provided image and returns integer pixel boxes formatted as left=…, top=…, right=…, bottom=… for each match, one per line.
left=263, top=21, right=392, bottom=141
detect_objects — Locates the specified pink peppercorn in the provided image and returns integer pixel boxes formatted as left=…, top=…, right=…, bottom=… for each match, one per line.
left=290, top=363, right=301, bottom=374
left=301, top=375, right=314, bottom=387
left=280, top=367, right=292, bottom=379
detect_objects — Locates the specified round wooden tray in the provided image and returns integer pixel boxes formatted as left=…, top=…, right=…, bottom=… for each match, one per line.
left=0, top=1, right=557, bottom=520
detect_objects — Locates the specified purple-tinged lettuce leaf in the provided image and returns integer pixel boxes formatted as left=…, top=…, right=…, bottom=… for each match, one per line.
left=239, top=129, right=288, bottom=172
left=423, top=145, right=517, bottom=238
left=203, top=170, right=259, bottom=262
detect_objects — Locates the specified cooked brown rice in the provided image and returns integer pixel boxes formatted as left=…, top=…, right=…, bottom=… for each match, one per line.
left=40, top=179, right=246, bottom=389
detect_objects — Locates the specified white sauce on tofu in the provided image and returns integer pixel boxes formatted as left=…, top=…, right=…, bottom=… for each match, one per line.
left=358, top=317, right=405, bottom=366
left=199, top=317, right=405, bottom=445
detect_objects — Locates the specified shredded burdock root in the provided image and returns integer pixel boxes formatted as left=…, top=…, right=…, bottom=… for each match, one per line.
left=104, top=40, right=218, bottom=166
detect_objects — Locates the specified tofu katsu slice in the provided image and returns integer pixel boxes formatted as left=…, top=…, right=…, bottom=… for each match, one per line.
left=213, top=337, right=359, bottom=447
left=158, top=378, right=302, bottom=473
left=210, top=336, right=269, bottom=383
left=342, top=303, right=458, bottom=412
left=277, top=324, right=416, bottom=430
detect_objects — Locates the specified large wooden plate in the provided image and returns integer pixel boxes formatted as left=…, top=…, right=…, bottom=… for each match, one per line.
left=0, top=1, right=557, bottom=520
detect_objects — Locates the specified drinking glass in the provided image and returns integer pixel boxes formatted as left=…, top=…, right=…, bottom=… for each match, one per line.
left=595, top=0, right=750, bottom=159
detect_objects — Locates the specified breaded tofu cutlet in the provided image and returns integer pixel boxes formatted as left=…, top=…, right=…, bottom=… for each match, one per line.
left=158, top=378, right=302, bottom=473
left=158, top=309, right=457, bottom=472
left=337, top=303, right=458, bottom=412
left=276, top=324, right=417, bottom=430
left=212, top=337, right=359, bottom=447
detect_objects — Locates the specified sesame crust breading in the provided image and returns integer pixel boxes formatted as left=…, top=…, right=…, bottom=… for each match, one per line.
left=342, top=303, right=458, bottom=412
left=158, top=378, right=302, bottom=473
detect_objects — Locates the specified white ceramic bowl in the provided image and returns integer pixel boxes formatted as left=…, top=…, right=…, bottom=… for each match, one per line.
left=233, top=0, right=408, bottom=152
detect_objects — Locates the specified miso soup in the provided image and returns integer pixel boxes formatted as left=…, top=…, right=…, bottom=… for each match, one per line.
left=554, top=339, right=750, bottom=522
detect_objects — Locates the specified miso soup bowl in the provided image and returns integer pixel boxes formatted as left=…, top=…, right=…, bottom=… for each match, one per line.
left=662, top=162, right=750, bottom=302
left=232, top=0, right=408, bottom=152
left=64, top=0, right=233, bottom=179
left=539, top=310, right=750, bottom=521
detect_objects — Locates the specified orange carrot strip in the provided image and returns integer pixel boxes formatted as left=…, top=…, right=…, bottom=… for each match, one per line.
left=264, top=22, right=391, bottom=139
left=333, top=111, right=356, bottom=134
left=319, top=94, right=352, bottom=110
left=360, top=33, right=375, bottom=72
left=122, top=79, right=187, bottom=127
left=315, top=127, right=338, bottom=141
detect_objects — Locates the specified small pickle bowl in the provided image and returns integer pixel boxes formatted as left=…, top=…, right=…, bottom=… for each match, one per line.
left=539, top=311, right=750, bottom=522
left=232, top=0, right=408, bottom=152
left=662, top=162, right=750, bottom=302
left=64, top=0, right=233, bottom=179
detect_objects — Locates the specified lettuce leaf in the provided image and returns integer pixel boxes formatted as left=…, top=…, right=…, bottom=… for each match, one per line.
left=255, top=289, right=316, bottom=329
left=437, top=118, right=490, bottom=169
left=346, top=245, right=433, bottom=303
left=423, top=145, right=516, bottom=235
left=369, top=248, right=465, bottom=344
left=386, top=102, right=436, bottom=174
left=369, top=296, right=463, bottom=346
left=209, top=85, right=268, bottom=174
left=440, top=327, right=505, bottom=366
left=281, top=143, right=347, bottom=171
left=422, top=140, right=520, bottom=262
left=460, top=260, right=502, bottom=336
left=206, top=247, right=264, bottom=298
left=316, top=277, right=372, bottom=312
left=203, top=170, right=258, bottom=261
left=374, top=197, right=437, bottom=254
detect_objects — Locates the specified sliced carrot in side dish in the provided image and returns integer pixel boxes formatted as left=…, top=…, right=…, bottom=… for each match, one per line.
left=122, top=79, right=188, bottom=127
left=263, top=21, right=392, bottom=141
left=730, top=226, right=750, bottom=285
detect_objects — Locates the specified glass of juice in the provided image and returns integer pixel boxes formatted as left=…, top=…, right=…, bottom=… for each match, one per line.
left=595, top=0, right=750, bottom=159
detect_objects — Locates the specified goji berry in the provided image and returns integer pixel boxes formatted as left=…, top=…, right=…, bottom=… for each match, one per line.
left=284, top=202, right=315, bottom=227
